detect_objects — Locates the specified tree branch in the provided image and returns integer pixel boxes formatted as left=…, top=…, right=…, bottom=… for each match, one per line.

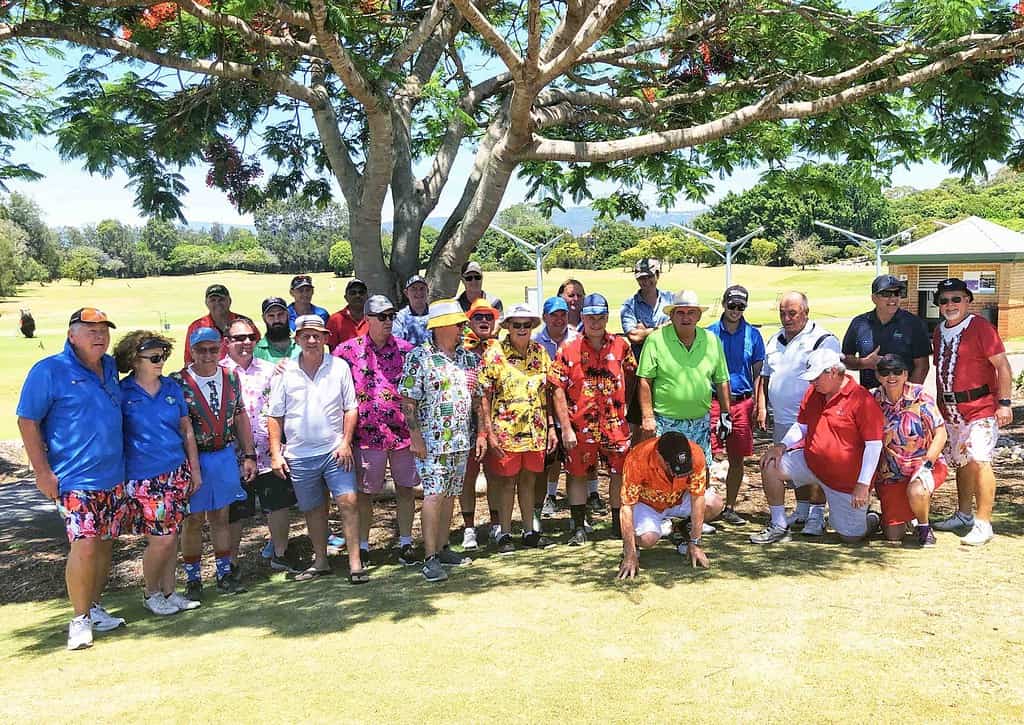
left=308, top=0, right=382, bottom=110
left=539, top=0, right=630, bottom=83
left=175, top=0, right=321, bottom=57
left=450, top=0, right=523, bottom=76
left=385, top=0, right=451, bottom=74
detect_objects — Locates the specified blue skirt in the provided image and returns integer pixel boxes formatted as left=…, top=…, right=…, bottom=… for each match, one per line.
left=189, top=447, right=246, bottom=514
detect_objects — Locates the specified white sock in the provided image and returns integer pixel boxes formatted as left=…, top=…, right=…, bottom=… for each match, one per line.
left=975, top=519, right=992, bottom=533
left=546, top=481, right=558, bottom=497
left=808, top=504, right=826, bottom=522
left=795, top=500, right=811, bottom=519
left=399, top=535, right=412, bottom=547
left=770, top=505, right=787, bottom=529
left=588, top=479, right=599, bottom=494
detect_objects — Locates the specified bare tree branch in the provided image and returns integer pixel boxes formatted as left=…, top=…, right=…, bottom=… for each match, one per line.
left=308, top=0, right=382, bottom=110
left=450, top=0, right=523, bottom=76
left=385, top=0, right=451, bottom=74
left=539, top=0, right=630, bottom=83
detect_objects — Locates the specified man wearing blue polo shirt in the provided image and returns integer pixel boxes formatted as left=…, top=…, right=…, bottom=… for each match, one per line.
left=287, top=274, right=330, bottom=330
left=17, top=307, right=128, bottom=651
left=707, top=285, right=765, bottom=525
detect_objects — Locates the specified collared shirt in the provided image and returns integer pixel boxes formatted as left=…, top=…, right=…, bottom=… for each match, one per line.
left=706, top=317, right=766, bottom=395
left=220, top=356, right=276, bottom=473
left=761, top=321, right=841, bottom=429
left=637, top=326, right=729, bottom=421
left=287, top=302, right=330, bottom=331
left=797, top=376, right=884, bottom=494
left=184, top=312, right=246, bottom=364
left=457, top=290, right=503, bottom=313
left=398, top=341, right=481, bottom=455
left=171, top=367, right=244, bottom=452
left=120, top=375, right=188, bottom=481
left=620, top=288, right=674, bottom=357
left=621, top=437, right=707, bottom=512
left=533, top=324, right=578, bottom=360
left=253, top=336, right=299, bottom=363
left=269, top=354, right=358, bottom=459
left=549, top=333, right=636, bottom=445
left=334, top=334, right=415, bottom=451
left=933, top=314, right=1005, bottom=424
left=872, top=383, right=946, bottom=485
left=479, top=337, right=551, bottom=453
left=393, top=305, right=430, bottom=347
left=842, top=308, right=931, bottom=389
left=326, top=306, right=369, bottom=351
left=17, top=341, right=124, bottom=493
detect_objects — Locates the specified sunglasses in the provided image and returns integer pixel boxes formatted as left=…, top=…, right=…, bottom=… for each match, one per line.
left=938, top=296, right=963, bottom=305
left=139, top=351, right=170, bottom=364
left=508, top=321, right=533, bottom=330
left=726, top=303, right=746, bottom=311
left=877, top=369, right=906, bottom=377
left=374, top=312, right=397, bottom=322
left=471, top=313, right=494, bottom=322
left=463, top=274, right=482, bottom=282
left=229, top=333, right=259, bottom=342
left=876, top=289, right=901, bottom=298
left=192, top=346, right=220, bottom=356
left=347, top=288, right=367, bottom=296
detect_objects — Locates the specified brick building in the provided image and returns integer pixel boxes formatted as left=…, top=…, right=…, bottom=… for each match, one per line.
left=884, top=216, right=1024, bottom=339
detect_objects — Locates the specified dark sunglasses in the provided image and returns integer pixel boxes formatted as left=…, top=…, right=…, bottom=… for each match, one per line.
left=876, top=368, right=906, bottom=377
left=508, top=321, right=533, bottom=330
left=375, top=312, right=397, bottom=322
left=726, top=303, right=746, bottom=311
left=348, top=288, right=367, bottom=296
left=938, top=296, right=963, bottom=305
left=876, top=289, right=901, bottom=298
left=471, top=313, right=494, bottom=322
left=463, top=274, right=482, bottom=282
left=139, top=351, right=170, bottom=364
left=229, top=333, right=259, bottom=342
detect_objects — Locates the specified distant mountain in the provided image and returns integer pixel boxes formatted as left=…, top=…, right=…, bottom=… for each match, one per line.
left=397, top=206, right=704, bottom=235
left=186, top=221, right=256, bottom=233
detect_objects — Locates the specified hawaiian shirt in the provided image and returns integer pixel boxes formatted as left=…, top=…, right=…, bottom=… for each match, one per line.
left=872, top=382, right=946, bottom=485
left=220, top=356, right=276, bottom=473
left=549, top=333, right=637, bottom=446
left=398, top=341, right=481, bottom=455
left=171, top=367, right=244, bottom=452
left=479, top=337, right=551, bottom=453
left=334, top=334, right=414, bottom=451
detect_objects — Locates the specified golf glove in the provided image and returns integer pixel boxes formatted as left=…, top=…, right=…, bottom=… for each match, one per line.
left=717, top=411, right=733, bottom=440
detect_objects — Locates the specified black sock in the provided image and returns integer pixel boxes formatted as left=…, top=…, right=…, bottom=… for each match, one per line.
left=570, top=504, right=586, bottom=530
left=489, top=509, right=499, bottom=526
left=611, top=508, right=621, bottom=537
left=462, top=512, right=474, bottom=528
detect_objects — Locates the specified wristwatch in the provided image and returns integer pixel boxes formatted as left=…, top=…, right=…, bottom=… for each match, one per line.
left=689, top=537, right=703, bottom=547
left=922, top=460, right=934, bottom=471
left=998, top=398, right=1012, bottom=407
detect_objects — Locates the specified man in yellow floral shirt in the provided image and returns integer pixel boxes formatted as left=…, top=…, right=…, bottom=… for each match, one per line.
left=479, top=303, right=558, bottom=555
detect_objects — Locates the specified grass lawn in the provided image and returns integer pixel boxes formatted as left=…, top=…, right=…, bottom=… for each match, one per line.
left=0, top=264, right=874, bottom=440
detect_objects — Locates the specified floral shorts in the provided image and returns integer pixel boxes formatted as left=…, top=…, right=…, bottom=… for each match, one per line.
left=57, top=484, right=132, bottom=543
left=415, top=450, right=470, bottom=497
left=945, top=416, right=998, bottom=466
left=655, top=413, right=712, bottom=468
left=127, top=462, right=192, bottom=536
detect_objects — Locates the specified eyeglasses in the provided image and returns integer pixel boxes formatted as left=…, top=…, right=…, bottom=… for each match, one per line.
left=471, top=313, right=494, bottom=322
left=463, top=274, right=482, bottom=282
left=876, top=289, right=901, bottom=298
left=938, top=296, right=963, bottom=305
left=229, top=333, right=259, bottom=342
left=877, top=369, right=905, bottom=377
left=726, top=303, right=746, bottom=311
left=139, top=351, right=170, bottom=364
left=375, top=312, right=397, bottom=322
left=508, top=321, right=533, bottom=330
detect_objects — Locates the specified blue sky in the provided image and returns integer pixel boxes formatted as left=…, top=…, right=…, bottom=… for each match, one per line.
left=3, top=1, right=967, bottom=227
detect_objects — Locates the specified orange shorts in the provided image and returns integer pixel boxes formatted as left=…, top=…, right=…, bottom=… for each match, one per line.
left=876, top=461, right=948, bottom=527
left=564, top=440, right=628, bottom=477
left=485, top=449, right=546, bottom=477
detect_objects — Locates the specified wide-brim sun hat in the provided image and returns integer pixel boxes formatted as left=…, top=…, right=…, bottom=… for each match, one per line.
left=427, top=298, right=468, bottom=330
left=501, top=302, right=542, bottom=329
left=664, top=289, right=708, bottom=314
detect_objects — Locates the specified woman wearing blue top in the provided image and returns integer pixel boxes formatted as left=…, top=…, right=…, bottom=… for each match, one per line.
left=114, top=331, right=203, bottom=617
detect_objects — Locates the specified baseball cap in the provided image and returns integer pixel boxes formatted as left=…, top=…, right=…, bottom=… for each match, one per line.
left=633, top=258, right=660, bottom=278
left=800, top=348, right=844, bottom=381
left=657, top=432, right=694, bottom=477
left=189, top=326, right=221, bottom=348
left=294, top=314, right=329, bottom=333
left=366, top=295, right=396, bottom=315
left=933, top=277, right=973, bottom=304
left=345, top=278, right=367, bottom=293
left=205, top=284, right=230, bottom=298
left=542, top=296, right=569, bottom=316
left=871, top=274, right=904, bottom=295
left=68, top=307, right=116, bottom=328
left=722, top=285, right=749, bottom=306
left=876, top=353, right=909, bottom=374
left=462, top=261, right=483, bottom=277
left=405, top=274, right=428, bottom=290
left=581, top=293, right=609, bottom=316
left=261, top=296, right=288, bottom=315
left=290, top=274, right=314, bottom=290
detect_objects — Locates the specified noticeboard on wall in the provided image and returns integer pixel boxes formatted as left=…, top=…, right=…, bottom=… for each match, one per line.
left=964, top=271, right=997, bottom=294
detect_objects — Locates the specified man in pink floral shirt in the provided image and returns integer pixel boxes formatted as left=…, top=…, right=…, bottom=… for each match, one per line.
left=334, top=295, right=419, bottom=566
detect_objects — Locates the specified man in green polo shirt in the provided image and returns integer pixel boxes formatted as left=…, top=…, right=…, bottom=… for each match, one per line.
left=638, top=289, right=732, bottom=465
left=254, top=297, right=299, bottom=363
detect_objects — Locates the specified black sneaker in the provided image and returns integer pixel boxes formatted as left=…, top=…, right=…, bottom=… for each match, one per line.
left=360, top=548, right=371, bottom=570
left=719, top=507, right=748, bottom=525
left=522, top=531, right=555, bottom=549
left=270, top=555, right=298, bottom=574
left=567, top=527, right=588, bottom=546
left=217, top=575, right=245, bottom=595
left=496, top=533, right=515, bottom=555
left=866, top=510, right=881, bottom=536
left=587, top=491, right=607, bottom=514
left=398, top=544, right=420, bottom=566
left=184, top=580, right=203, bottom=601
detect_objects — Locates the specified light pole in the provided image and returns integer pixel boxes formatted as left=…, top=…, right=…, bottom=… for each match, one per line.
left=672, top=224, right=766, bottom=287
left=812, top=221, right=916, bottom=276
left=489, top=224, right=567, bottom=305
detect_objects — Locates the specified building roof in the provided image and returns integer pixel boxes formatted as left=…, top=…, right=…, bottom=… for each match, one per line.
left=884, top=216, right=1024, bottom=264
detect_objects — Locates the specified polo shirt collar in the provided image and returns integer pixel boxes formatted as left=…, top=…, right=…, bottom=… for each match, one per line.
left=717, top=317, right=747, bottom=336
left=777, top=320, right=817, bottom=347
left=62, top=340, right=116, bottom=382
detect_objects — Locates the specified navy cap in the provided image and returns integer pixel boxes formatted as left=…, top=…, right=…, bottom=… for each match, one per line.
left=872, top=274, right=904, bottom=295
left=933, top=277, right=973, bottom=305
left=205, top=284, right=230, bottom=298
left=657, top=432, right=694, bottom=476
left=580, top=293, right=609, bottom=316
left=261, top=297, right=288, bottom=314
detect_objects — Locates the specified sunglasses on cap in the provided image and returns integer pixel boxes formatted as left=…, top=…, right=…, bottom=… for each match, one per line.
left=938, top=296, right=963, bottom=305
left=229, top=333, right=259, bottom=343
left=374, top=312, right=397, bottom=322
left=726, top=302, right=746, bottom=311
left=139, top=351, right=170, bottom=364
left=876, top=289, right=901, bottom=298
left=463, top=274, right=482, bottom=281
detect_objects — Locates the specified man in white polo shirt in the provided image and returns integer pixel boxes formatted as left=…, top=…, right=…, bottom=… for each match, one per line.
left=756, top=291, right=841, bottom=535
left=268, top=315, right=364, bottom=583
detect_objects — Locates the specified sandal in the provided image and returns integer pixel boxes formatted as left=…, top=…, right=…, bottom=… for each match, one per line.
left=295, top=567, right=332, bottom=581
left=347, top=569, right=370, bottom=585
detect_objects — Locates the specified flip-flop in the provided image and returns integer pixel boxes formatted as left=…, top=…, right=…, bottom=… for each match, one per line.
left=295, top=567, right=333, bottom=582
left=347, top=570, right=370, bottom=585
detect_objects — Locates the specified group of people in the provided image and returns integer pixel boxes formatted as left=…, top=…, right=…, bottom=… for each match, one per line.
left=16, top=260, right=1013, bottom=651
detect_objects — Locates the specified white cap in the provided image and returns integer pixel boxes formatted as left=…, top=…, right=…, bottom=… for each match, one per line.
left=799, top=348, right=844, bottom=381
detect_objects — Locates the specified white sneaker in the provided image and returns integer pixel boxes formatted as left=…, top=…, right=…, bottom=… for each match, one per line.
left=67, top=615, right=93, bottom=651
left=488, top=524, right=501, bottom=543
left=143, top=592, right=179, bottom=617
left=89, top=603, right=125, bottom=632
left=165, top=592, right=201, bottom=611
left=785, top=511, right=807, bottom=529
left=802, top=516, right=825, bottom=536
left=933, top=511, right=974, bottom=532
left=702, top=522, right=716, bottom=535
left=960, top=520, right=994, bottom=546
left=461, top=527, right=479, bottom=551
left=660, top=519, right=674, bottom=537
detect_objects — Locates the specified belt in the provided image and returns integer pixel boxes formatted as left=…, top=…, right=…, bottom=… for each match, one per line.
left=712, top=391, right=753, bottom=403
left=941, top=385, right=990, bottom=404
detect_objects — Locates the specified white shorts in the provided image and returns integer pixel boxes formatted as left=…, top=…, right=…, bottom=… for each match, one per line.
left=944, top=417, right=998, bottom=466
left=632, top=498, right=693, bottom=538
left=778, top=449, right=867, bottom=538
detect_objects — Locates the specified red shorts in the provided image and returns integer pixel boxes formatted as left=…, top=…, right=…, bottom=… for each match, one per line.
left=485, top=449, right=546, bottom=478
left=57, top=484, right=132, bottom=543
left=564, top=440, right=628, bottom=477
left=876, top=461, right=948, bottom=527
left=710, top=396, right=754, bottom=458
left=464, top=450, right=482, bottom=487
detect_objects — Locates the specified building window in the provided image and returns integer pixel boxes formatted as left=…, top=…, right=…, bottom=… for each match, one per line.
left=917, top=265, right=949, bottom=291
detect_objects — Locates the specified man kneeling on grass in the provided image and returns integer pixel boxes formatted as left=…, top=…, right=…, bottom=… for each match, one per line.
left=617, top=432, right=723, bottom=579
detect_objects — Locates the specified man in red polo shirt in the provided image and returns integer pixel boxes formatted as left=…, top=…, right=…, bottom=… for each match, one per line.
left=327, top=278, right=369, bottom=351
left=617, top=431, right=723, bottom=578
left=184, top=284, right=246, bottom=364
left=752, top=348, right=884, bottom=545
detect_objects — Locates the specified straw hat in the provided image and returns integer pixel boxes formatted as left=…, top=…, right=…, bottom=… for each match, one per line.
left=664, top=289, right=708, bottom=314
left=426, top=298, right=468, bottom=330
